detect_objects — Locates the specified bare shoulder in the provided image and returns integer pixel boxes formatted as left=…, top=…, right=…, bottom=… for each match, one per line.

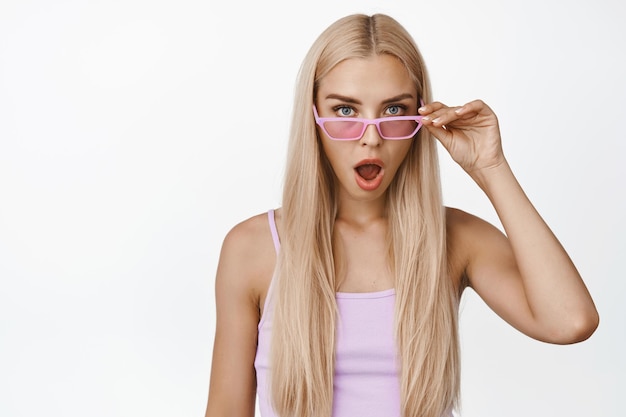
left=207, top=210, right=278, bottom=416
left=217, top=210, right=278, bottom=312
left=445, top=206, right=508, bottom=290
left=445, top=206, right=495, bottom=230
left=222, top=211, right=276, bottom=259
left=445, top=206, right=506, bottom=239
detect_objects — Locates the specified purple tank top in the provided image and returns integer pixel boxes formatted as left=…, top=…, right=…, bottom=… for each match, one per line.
left=254, top=210, right=452, bottom=417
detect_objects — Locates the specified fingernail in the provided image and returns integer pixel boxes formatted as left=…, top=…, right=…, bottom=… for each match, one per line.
left=418, top=106, right=426, bottom=113
left=432, top=117, right=441, bottom=124
left=422, top=116, right=430, bottom=121
left=455, top=107, right=463, bottom=114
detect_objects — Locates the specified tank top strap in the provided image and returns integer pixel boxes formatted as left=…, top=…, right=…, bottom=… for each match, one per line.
left=258, top=209, right=280, bottom=331
left=267, top=209, right=280, bottom=254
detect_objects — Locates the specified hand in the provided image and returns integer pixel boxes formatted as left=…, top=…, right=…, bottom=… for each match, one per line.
left=419, top=100, right=505, bottom=176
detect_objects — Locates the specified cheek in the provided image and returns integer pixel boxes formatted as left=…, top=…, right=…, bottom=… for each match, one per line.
left=391, top=142, right=413, bottom=166
left=384, top=142, right=414, bottom=181
left=320, top=139, right=345, bottom=170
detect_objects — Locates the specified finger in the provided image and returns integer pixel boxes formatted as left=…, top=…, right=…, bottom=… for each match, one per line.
left=454, top=99, right=491, bottom=117
left=418, top=101, right=447, bottom=115
left=423, top=121, right=453, bottom=148
left=421, top=106, right=463, bottom=127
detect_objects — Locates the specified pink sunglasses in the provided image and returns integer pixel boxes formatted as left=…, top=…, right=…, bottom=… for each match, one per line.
left=313, top=100, right=424, bottom=141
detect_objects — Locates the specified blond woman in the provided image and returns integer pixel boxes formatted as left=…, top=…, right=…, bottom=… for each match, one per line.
left=205, top=13, right=598, bottom=417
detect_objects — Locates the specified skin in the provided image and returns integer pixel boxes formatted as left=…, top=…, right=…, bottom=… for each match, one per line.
left=204, top=54, right=599, bottom=416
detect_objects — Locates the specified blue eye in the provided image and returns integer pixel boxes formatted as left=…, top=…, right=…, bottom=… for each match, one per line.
left=387, top=105, right=403, bottom=115
left=336, top=106, right=355, bottom=117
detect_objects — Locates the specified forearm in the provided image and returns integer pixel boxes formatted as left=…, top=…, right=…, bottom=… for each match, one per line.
left=472, top=159, right=598, bottom=342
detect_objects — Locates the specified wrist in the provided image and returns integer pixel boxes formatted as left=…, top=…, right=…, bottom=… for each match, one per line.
left=468, top=158, right=514, bottom=195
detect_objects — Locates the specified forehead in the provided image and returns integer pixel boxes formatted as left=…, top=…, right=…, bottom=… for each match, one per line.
left=316, top=54, right=415, bottom=103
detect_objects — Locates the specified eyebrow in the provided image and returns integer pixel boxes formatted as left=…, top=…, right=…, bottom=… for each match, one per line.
left=324, top=93, right=416, bottom=105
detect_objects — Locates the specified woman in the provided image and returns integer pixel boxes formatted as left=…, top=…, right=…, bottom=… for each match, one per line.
left=205, top=13, right=598, bottom=417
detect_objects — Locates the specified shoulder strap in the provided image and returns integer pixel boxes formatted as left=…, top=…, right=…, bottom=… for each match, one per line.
left=267, top=209, right=280, bottom=253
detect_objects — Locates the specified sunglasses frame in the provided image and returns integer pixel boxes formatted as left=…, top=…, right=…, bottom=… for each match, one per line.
left=313, top=99, right=425, bottom=141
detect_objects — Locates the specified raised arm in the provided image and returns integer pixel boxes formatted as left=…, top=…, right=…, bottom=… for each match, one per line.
left=421, top=100, right=599, bottom=344
left=205, top=216, right=275, bottom=416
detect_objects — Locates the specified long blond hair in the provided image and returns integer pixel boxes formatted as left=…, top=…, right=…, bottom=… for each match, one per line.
left=270, top=13, right=460, bottom=417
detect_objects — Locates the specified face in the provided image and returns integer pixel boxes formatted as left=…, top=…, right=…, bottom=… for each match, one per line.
left=315, top=54, right=418, bottom=204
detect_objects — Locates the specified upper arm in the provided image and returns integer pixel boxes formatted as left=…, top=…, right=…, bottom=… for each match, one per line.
left=447, top=208, right=537, bottom=338
left=205, top=217, right=275, bottom=417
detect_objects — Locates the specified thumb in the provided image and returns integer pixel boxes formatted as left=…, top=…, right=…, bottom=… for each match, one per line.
left=424, top=123, right=453, bottom=151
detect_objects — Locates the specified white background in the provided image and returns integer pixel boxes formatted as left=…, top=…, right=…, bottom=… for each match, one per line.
left=1, top=0, right=624, bottom=416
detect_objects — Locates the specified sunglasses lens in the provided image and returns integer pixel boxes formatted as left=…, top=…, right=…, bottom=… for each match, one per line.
left=379, top=120, right=420, bottom=139
left=320, top=119, right=420, bottom=140
left=322, top=121, right=365, bottom=140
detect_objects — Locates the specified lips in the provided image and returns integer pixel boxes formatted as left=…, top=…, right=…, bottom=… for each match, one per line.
left=354, top=159, right=385, bottom=191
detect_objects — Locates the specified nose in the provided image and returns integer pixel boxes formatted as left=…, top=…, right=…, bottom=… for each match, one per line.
left=359, top=122, right=383, bottom=147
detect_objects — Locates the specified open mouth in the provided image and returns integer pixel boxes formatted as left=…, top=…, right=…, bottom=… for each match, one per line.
left=354, top=159, right=384, bottom=191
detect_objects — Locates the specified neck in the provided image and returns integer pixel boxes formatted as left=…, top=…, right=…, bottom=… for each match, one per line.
left=335, top=192, right=387, bottom=227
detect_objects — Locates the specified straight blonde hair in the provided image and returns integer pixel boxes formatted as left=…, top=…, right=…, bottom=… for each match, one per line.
left=270, top=14, right=460, bottom=417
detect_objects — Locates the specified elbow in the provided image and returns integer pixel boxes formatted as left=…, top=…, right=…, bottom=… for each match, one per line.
left=575, top=309, right=600, bottom=342
left=550, top=309, right=600, bottom=345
